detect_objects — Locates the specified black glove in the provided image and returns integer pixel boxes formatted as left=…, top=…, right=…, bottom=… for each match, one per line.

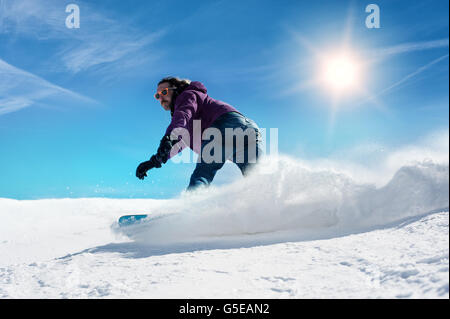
left=135, top=155, right=162, bottom=180
left=136, top=135, right=178, bottom=180
left=157, top=135, right=178, bottom=164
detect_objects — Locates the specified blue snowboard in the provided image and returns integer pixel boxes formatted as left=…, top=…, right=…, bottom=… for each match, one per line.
left=118, top=213, right=174, bottom=227
left=118, top=214, right=149, bottom=227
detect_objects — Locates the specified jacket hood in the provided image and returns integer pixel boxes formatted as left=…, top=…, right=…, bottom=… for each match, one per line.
left=185, top=81, right=207, bottom=94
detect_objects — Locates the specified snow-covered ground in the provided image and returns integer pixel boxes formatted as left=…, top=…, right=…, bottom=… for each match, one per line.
left=0, top=157, right=448, bottom=298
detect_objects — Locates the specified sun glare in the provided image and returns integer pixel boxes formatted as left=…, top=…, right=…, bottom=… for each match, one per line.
left=319, top=51, right=363, bottom=94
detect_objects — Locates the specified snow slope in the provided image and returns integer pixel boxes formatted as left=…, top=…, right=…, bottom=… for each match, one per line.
left=0, top=156, right=448, bottom=298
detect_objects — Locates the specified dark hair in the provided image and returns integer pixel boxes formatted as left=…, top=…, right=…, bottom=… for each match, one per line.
left=158, top=76, right=191, bottom=116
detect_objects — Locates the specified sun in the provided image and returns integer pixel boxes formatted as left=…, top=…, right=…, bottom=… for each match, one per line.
left=318, top=50, right=363, bottom=95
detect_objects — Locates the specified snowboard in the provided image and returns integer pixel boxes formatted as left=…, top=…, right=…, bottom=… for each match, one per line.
left=118, top=213, right=175, bottom=227
left=118, top=214, right=149, bottom=227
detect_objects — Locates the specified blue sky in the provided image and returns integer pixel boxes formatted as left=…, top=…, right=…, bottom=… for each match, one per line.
left=0, top=0, right=448, bottom=199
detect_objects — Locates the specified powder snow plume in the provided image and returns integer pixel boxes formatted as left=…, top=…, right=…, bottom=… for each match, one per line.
left=115, top=135, right=449, bottom=247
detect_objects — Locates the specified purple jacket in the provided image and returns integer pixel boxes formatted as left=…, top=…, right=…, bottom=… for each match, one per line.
left=165, top=81, right=238, bottom=155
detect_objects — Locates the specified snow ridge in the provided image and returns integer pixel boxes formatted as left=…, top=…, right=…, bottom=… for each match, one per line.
left=115, top=158, right=449, bottom=247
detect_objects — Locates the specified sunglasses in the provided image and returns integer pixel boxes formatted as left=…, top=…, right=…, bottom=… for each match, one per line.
left=154, top=87, right=176, bottom=100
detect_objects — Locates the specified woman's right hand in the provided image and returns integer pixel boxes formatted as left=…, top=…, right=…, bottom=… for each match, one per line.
left=135, top=155, right=162, bottom=180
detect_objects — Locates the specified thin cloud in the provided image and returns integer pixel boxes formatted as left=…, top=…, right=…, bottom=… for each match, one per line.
left=0, top=0, right=165, bottom=75
left=372, top=39, right=449, bottom=58
left=0, top=0, right=65, bottom=38
left=0, top=58, right=96, bottom=115
left=58, top=30, right=165, bottom=74
left=0, top=97, right=32, bottom=115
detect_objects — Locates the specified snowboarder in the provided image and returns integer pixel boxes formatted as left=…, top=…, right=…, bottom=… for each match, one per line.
left=136, top=76, right=263, bottom=190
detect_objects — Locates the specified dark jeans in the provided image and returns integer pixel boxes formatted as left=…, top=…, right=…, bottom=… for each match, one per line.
left=187, top=112, right=263, bottom=190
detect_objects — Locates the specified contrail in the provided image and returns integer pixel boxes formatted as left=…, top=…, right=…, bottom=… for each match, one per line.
left=377, top=54, right=449, bottom=96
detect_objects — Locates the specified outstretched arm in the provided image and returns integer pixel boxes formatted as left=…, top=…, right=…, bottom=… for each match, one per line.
left=135, top=135, right=180, bottom=180
left=136, top=91, right=198, bottom=180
